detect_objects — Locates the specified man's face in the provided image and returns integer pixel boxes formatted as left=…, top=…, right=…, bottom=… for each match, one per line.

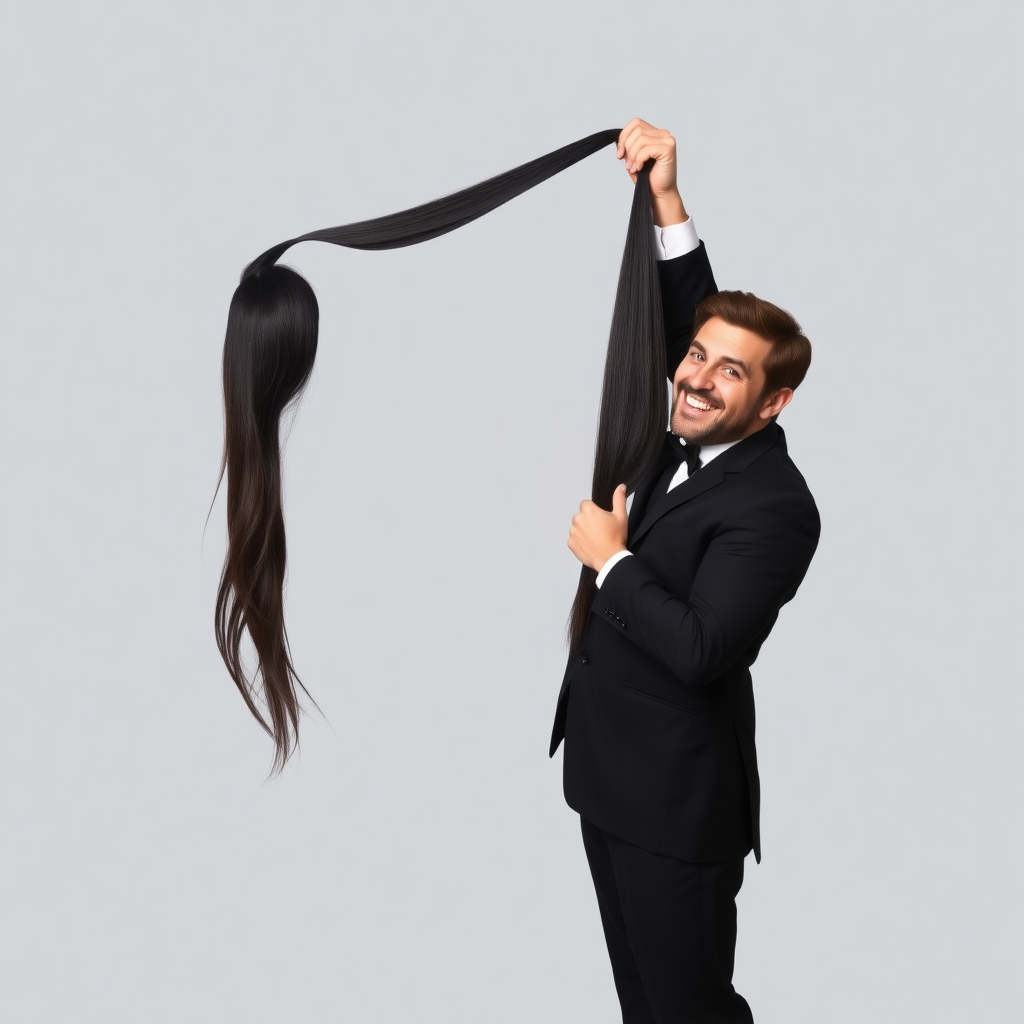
left=670, top=316, right=792, bottom=445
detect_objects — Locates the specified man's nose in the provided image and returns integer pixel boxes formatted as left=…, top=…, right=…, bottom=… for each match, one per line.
left=685, top=366, right=713, bottom=392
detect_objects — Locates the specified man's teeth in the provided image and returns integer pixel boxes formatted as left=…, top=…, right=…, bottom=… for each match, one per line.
left=686, top=394, right=713, bottom=411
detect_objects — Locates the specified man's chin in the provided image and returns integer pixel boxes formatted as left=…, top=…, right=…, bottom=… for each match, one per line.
left=672, top=416, right=719, bottom=445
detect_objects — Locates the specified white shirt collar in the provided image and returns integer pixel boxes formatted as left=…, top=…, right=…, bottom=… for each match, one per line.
left=666, top=433, right=745, bottom=493
left=684, top=437, right=739, bottom=466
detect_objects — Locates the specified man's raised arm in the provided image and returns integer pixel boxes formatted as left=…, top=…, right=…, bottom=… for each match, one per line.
left=618, top=118, right=718, bottom=375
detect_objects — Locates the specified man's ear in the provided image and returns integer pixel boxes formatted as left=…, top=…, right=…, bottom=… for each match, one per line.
left=760, top=387, right=794, bottom=421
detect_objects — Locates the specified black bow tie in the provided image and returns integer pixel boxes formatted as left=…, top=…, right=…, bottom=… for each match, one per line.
left=667, top=435, right=702, bottom=477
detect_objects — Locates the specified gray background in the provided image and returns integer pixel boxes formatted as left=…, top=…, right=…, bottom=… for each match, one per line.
left=2, top=1, right=1020, bottom=1021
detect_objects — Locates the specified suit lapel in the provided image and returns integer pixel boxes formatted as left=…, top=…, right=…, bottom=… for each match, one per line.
left=629, top=424, right=785, bottom=548
left=627, top=443, right=673, bottom=538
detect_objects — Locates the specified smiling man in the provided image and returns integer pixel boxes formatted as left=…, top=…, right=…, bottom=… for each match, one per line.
left=672, top=316, right=797, bottom=445
left=551, top=120, right=820, bottom=1024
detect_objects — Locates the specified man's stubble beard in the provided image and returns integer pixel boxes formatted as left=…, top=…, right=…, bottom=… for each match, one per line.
left=671, top=386, right=763, bottom=446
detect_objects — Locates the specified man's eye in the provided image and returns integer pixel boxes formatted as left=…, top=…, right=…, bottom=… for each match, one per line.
left=724, top=367, right=738, bottom=377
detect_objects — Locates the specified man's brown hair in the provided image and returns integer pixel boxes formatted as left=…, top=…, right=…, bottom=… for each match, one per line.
left=693, top=290, right=811, bottom=395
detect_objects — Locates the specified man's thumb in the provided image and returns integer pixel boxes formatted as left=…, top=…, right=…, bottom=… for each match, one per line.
left=613, top=483, right=628, bottom=516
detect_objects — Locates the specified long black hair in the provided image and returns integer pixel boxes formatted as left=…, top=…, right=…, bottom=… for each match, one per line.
left=216, top=129, right=667, bottom=771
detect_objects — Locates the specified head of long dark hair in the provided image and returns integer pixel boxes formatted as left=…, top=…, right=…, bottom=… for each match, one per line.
left=566, top=167, right=667, bottom=653
left=215, top=266, right=319, bottom=773
left=215, top=129, right=668, bottom=770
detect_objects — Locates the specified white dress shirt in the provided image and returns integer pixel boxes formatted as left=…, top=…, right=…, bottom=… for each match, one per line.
left=654, top=217, right=700, bottom=261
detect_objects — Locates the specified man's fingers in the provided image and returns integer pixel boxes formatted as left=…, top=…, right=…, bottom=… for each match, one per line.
left=618, top=120, right=678, bottom=181
left=617, top=118, right=648, bottom=155
left=625, top=137, right=675, bottom=174
left=621, top=118, right=655, bottom=143
left=567, top=523, right=583, bottom=555
left=621, top=124, right=648, bottom=166
left=616, top=124, right=644, bottom=165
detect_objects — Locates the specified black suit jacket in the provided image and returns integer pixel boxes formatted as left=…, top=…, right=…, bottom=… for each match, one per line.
left=549, top=243, right=820, bottom=864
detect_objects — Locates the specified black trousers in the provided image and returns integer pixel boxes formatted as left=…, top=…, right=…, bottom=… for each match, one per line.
left=580, top=817, right=754, bottom=1024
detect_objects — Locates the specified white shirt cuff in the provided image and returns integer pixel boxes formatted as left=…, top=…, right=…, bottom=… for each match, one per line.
left=652, top=217, right=699, bottom=261
left=596, top=550, right=633, bottom=588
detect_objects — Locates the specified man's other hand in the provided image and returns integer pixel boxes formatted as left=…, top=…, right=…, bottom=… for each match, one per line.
left=568, top=484, right=629, bottom=572
left=617, top=119, right=687, bottom=227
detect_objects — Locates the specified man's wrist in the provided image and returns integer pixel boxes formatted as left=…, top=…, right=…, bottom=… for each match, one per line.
left=652, top=188, right=687, bottom=228
left=596, top=549, right=633, bottom=588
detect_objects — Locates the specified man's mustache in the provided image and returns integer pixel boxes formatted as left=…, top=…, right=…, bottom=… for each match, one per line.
left=676, top=383, right=722, bottom=410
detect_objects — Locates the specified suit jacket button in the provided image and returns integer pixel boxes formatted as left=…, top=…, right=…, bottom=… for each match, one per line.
left=581, top=651, right=589, bottom=665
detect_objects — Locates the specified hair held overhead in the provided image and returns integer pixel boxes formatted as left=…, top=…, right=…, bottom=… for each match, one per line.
left=215, top=129, right=672, bottom=772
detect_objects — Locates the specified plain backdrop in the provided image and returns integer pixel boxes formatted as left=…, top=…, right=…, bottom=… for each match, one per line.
left=2, top=2, right=1020, bottom=1022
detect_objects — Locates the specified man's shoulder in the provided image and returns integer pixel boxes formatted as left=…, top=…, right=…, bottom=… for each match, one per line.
left=717, top=428, right=819, bottom=530
left=712, top=423, right=801, bottom=480
left=755, top=442, right=816, bottom=500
